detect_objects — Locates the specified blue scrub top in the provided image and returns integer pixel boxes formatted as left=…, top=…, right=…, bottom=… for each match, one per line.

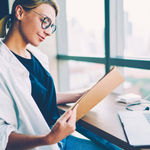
left=12, top=50, right=60, bottom=127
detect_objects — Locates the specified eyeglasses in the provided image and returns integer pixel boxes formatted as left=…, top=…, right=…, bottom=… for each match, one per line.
left=32, top=10, right=56, bottom=34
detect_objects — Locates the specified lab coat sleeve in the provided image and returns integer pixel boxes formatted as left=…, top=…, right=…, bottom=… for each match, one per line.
left=0, top=78, right=18, bottom=150
left=0, top=119, right=16, bottom=150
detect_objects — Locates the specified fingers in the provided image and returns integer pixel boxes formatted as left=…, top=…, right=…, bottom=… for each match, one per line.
left=58, top=109, right=72, bottom=124
left=73, top=103, right=78, bottom=111
left=60, top=104, right=78, bottom=122
left=47, top=105, right=79, bottom=144
left=67, top=104, right=78, bottom=123
left=71, top=103, right=78, bottom=110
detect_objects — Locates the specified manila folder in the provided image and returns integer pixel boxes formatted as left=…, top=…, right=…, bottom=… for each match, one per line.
left=64, top=66, right=124, bottom=121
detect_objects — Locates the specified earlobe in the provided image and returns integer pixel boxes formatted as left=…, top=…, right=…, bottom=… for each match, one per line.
left=15, top=5, right=24, bottom=20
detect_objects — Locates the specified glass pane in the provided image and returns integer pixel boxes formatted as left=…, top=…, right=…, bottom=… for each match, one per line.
left=66, top=0, right=105, bottom=57
left=117, top=67, right=150, bottom=100
left=123, top=0, right=150, bottom=59
left=68, top=61, right=105, bottom=91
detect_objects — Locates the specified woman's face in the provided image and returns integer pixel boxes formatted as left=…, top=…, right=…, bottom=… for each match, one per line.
left=17, top=4, right=56, bottom=46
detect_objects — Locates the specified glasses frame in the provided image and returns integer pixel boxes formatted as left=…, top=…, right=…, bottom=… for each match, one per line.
left=32, top=10, right=56, bottom=34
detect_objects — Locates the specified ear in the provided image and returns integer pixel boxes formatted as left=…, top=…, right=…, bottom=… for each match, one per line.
left=15, top=5, right=24, bottom=20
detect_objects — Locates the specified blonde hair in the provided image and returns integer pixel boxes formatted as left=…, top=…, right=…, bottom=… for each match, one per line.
left=0, top=0, right=58, bottom=38
left=0, top=15, right=11, bottom=37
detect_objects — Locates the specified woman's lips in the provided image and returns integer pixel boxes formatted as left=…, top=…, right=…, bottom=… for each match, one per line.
left=38, top=35, right=45, bottom=41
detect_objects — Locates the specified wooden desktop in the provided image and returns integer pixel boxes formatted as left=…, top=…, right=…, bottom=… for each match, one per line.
left=58, top=93, right=143, bottom=150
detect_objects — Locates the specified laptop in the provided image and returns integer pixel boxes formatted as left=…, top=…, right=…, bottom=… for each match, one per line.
left=118, top=111, right=150, bottom=148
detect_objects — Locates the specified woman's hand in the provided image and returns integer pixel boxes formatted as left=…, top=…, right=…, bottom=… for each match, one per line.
left=6, top=105, right=78, bottom=150
left=44, top=105, right=78, bottom=145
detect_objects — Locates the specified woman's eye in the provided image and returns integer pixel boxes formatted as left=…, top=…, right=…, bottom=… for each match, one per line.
left=42, top=18, right=49, bottom=24
left=43, top=20, right=48, bottom=24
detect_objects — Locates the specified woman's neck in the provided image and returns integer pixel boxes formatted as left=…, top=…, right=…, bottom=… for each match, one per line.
left=3, top=27, right=31, bottom=59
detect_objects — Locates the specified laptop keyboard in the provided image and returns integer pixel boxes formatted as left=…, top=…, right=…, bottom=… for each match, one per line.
left=144, top=113, right=150, bottom=124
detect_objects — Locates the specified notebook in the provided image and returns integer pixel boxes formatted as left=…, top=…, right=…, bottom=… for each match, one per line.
left=61, top=66, right=125, bottom=121
left=118, top=111, right=150, bottom=148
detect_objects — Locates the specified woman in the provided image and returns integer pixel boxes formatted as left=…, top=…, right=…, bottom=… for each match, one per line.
left=0, top=0, right=119, bottom=150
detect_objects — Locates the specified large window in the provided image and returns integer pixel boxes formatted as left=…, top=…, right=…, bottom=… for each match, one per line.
left=115, top=67, right=150, bottom=99
left=123, top=0, right=150, bottom=59
left=63, top=61, right=104, bottom=91
left=57, top=0, right=105, bottom=91
left=57, top=0, right=150, bottom=98
left=66, top=0, right=104, bottom=57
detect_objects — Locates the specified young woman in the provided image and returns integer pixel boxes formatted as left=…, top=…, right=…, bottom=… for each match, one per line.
left=0, top=0, right=120, bottom=150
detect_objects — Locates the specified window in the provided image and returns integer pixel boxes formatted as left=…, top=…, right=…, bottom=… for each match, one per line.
left=123, top=0, right=150, bottom=59
left=57, top=0, right=105, bottom=91
left=109, top=0, right=150, bottom=97
left=57, top=0, right=150, bottom=98
left=63, top=60, right=104, bottom=91
left=114, top=67, right=150, bottom=100
left=66, top=0, right=104, bottom=57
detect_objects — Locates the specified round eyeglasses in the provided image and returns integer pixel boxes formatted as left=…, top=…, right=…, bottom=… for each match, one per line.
left=32, top=10, right=56, bottom=34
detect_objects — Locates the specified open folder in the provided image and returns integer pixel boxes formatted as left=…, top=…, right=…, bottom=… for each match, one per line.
left=62, top=66, right=125, bottom=121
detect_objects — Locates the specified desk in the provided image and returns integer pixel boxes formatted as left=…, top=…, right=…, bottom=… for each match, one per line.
left=58, top=93, right=143, bottom=150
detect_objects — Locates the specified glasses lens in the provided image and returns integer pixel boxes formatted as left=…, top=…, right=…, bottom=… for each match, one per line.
left=51, top=24, right=56, bottom=34
left=42, top=17, right=51, bottom=29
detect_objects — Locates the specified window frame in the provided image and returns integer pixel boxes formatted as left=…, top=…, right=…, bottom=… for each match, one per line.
left=56, top=0, right=150, bottom=91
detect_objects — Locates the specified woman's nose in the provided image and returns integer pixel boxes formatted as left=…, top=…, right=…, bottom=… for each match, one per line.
left=43, top=27, right=52, bottom=36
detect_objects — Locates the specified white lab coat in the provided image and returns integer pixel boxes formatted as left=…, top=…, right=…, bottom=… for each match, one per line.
left=0, top=40, right=59, bottom=150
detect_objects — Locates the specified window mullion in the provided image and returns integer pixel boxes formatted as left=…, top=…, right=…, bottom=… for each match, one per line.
left=105, top=0, right=110, bottom=73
